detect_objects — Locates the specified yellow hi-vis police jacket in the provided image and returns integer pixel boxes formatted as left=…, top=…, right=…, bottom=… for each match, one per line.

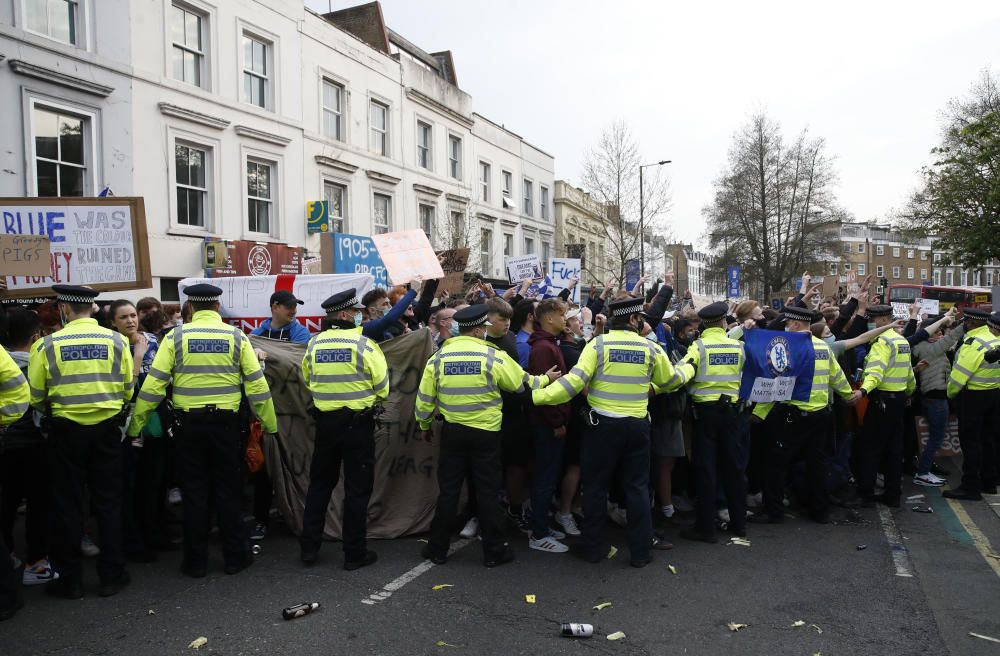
left=415, top=335, right=550, bottom=432
left=673, top=326, right=744, bottom=404
left=0, top=345, right=29, bottom=427
left=947, top=324, right=1000, bottom=398
left=532, top=329, right=683, bottom=419
left=753, top=334, right=854, bottom=419
left=127, top=310, right=277, bottom=436
left=860, top=330, right=915, bottom=395
left=27, top=318, right=133, bottom=426
left=302, top=326, right=389, bottom=411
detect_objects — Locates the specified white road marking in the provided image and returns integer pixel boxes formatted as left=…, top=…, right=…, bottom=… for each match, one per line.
left=361, top=539, right=474, bottom=605
left=877, top=505, right=914, bottom=578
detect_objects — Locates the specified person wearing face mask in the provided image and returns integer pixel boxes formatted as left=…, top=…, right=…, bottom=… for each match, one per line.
left=856, top=305, right=916, bottom=508
left=361, top=277, right=423, bottom=342
left=416, top=305, right=561, bottom=568
left=750, top=305, right=858, bottom=524
left=298, top=288, right=388, bottom=570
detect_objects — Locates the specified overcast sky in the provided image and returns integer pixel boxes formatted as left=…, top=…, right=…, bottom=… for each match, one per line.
left=305, top=0, right=1000, bottom=248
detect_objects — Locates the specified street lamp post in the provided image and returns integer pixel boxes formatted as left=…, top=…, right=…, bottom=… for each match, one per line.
left=639, top=160, right=671, bottom=277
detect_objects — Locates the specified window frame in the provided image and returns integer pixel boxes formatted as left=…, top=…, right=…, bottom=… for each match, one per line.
left=447, top=133, right=462, bottom=180
left=892, top=266, right=901, bottom=279
left=322, top=178, right=349, bottom=234
left=858, top=243, right=865, bottom=253
left=540, top=185, right=550, bottom=221
left=245, top=156, right=276, bottom=237
left=501, top=170, right=513, bottom=197
left=524, top=235, right=535, bottom=255
left=479, top=160, right=491, bottom=203
left=21, top=0, right=85, bottom=47
left=892, top=247, right=901, bottom=257
left=920, top=268, right=928, bottom=281
left=321, top=77, right=345, bottom=142
left=369, top=98, right=390, bottom=157
left=857, top=263, right=866, bottom=275
left=480, top=226, right=493, bottom=274
left=842, top=242, right=852, bottom=253
left=26, top=97, right=97, bottom=198
left=418, top=202, right=436, bottom=244
left=416, top=119, right=432, bottom=170
left=946, top=270, right=954, bottom=286
left=372, top=191, right=393, bottom=235
left=173, top=141, right=210, bottom=229
left=829, top=263, right=837, bottom=276
left=876, top=244, right=885, bottom=256
left=876, top=264, right=884, bottom=278
left=503, top=232, right=514, bottom=257
left=907, top=249, right=915, bottom=259
left=522, top=177, right=534, bottom=217
left=170, top=2, right=207, bottom=88
left=843, top=263, right=851, bottom=272
left=240, top=28, right=274, bottom=111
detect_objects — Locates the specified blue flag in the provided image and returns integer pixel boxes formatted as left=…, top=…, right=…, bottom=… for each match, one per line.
left=739, top=329, right=815, bottom=403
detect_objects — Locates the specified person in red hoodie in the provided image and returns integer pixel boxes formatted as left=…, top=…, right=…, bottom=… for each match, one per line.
left=527, top=298, right=571, bottom=553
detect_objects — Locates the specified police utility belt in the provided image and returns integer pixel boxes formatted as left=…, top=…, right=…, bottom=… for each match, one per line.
left=177, top=405, right=236, bottom=418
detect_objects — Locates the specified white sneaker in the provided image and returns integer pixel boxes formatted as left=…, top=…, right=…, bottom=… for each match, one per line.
left=555, top=513, right=581, bottom=536
left=717, top=508, right=730, bottom=523
left=608, top=504, right=628, bottom=527
left=876, top=473, right=885, bottom=489
left=746, top=492, right=763, bottom=509
left=529, top=535, right=568, bottom=553
left=672, top=495, right=694, bottom=513
left=914, top=473, right=945, bottom=487
left=22, top=559, right=59, bottom=585
left=167, top=488, right=182, bottom=505
left=460, top=517, right=479, bottom=539
left=81, top=534, right=100, bottom=557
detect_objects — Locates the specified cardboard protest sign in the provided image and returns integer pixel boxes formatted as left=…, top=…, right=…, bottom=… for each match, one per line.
left=919, top=298, right=940, bottom=315
left=371, top=229, right=443, bottom=285
left=505, top=254, right=542, bottom=283
left=320, top=233, right=389, bottom=289
left=255, top=329, right=439, bottom=539
left=0, top=234, right=50, bottom=277
left=178, top=273, right=373, bottom=334
left=891, top=302, right=910, bottom=320
left=0, top=197, right=151, bottom=298
left=437, top=248, right=469, bottom=296
left=548, top=257, right=581, bottom=303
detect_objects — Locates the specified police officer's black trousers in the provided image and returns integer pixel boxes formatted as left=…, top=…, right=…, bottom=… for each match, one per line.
left=0, top=532, right=19, bottom=614
left=175, top=410, right=248, bottom=570
left=428, top=422, right=506, bottom=562
left=957, top=389, right=1000, bottom=493
left=48, top=417, right=126, bottom=586
left=763, top=408, right=832, bottom=520
left=580, top=414, right=652, bottom=562
left=300, top=408, right=375, bottom=561
left=857, top=391, right=906, bottom=504
left=690, top=403, right=746, bottom=537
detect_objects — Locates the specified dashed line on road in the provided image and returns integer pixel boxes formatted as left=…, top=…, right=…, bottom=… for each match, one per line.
left=361, top=539, right=474, bottom=605
left=944, top=499, right=1000, bottom=579
left=877, top=505, right=914, bottom=578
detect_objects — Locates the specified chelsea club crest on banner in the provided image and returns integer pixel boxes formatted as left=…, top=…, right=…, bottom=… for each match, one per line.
left=766, top=335, right=791, bottom=376
left=740, top=330, right=815, bottom=403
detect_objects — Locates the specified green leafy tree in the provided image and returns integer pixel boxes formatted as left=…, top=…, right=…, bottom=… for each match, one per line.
left=907, top=71, right=1000, bottom=269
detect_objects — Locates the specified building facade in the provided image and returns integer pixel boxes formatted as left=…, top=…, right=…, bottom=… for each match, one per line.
left=552, top=180, right=615, bottom=284
left=665, top=243, right=724, bottom=299
left=833, top=222, right=933, bottom=294
left=931, top=254, right=999, bottom=289
left=0, top=0, right=553, bottom=298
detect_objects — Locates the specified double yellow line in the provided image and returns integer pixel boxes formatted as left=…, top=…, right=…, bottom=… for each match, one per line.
left=945, top=496, right=1000, bottom=578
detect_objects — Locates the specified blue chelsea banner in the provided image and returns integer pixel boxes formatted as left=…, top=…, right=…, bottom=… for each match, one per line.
left=739, top=329, right=815, bottom=403
left=727, top=265, right=740, bottom=298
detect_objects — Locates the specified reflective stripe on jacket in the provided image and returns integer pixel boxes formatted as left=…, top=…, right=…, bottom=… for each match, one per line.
left=532, top=329, right=680, bottom=419
left=678, top=327, right=744, bottom=403
left=415, top=335, right=548, bottom=432
left=0, top=345, right=30, bottom=427
left=861, top=331, right=915, bottom=395
left=947, top=325, right=1000, bottom=398
left=27, top=318, right=133, bottom=425
left=128, top=310, right=276, bottom=435
left=302, top=326, right=388, bottom=411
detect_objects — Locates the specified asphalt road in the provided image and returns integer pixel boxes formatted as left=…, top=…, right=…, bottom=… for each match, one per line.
left=2, top=459, right=1000, bottom=656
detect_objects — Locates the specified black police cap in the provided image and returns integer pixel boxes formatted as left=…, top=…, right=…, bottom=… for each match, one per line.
left=867, top=304, right=893, bottom=318
left=697, top=301, right=729, bottom=322
left=987, top=311, right=1000, bottom=331
left=608, top=296, right=644, bottom=318
left=183, top=283, right=223, bottom=302
left=322, top=288, right=364, bottom=313
left=51, top=284, right=99, bottom=303
left=783, top=305, right=814, bottom=323
left=454, top=304, right=492, bottom=328
left=964, top=307, right=990, bottom=322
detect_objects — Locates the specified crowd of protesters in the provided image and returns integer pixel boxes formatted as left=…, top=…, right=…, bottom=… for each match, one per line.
left=1, top=267, right=998, bottom=620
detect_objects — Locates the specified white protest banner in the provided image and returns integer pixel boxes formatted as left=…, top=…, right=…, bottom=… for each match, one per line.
left=919, top=298, right=940, bottom=315
left=506, top=254, right=542, bottom=283
left=891, top=302, right=910, bottom=320
left=0, top=234, right=50, bottom=277
left=548, top=257, right=581, bottom=303
left=179, top=273, right=374, bottom=333
left=370, top=229, right=444, bottom=285
left=0, top=197, right=151, bottom=298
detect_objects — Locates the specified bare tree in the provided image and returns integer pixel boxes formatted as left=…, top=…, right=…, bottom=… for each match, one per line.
left=581, top=121, right=672, bottom=282
left=703, top=112, right=844, bottom=300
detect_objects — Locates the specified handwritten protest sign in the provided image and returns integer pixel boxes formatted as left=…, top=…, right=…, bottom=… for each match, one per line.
left=919, top=298, right=940, bottom=315
left=505, top=254, right=542, bottom=283
left=548, top=257, right=581, bottom=303
left=0, top=197, right=151, bottom=298
left=320, top=233, right=389, bottom=288
left=371, top=229, right=443, bottom=285
left=0, top=234, right=50, bottom=277
left=891, top=302, right=909, bottom=320
left=437, top=248, right=469, bottom=296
